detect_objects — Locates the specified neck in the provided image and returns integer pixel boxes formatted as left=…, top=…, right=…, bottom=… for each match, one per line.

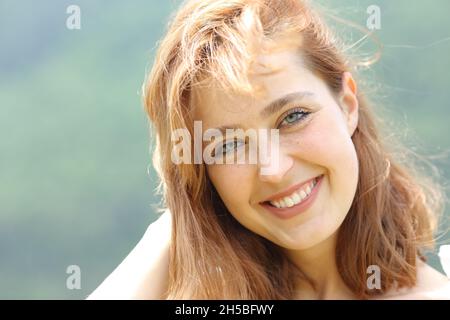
left=283, top=232, right=356, bottom=299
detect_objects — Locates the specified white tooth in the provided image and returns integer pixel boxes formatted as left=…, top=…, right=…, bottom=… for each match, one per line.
left=299, top=190, right=307, bottom=200
left=271, top=177, right=321, bottom=209
left=305, top=185, right=311, bottom=195
left=292, top=192, right=301, bottom=204
left=285, top=197, right=294, bottom=207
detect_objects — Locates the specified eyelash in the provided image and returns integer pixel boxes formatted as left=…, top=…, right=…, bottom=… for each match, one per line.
left=213, top=107, right=312, bottom=156
left=214, top=139, right=245, bottom=157
left=277, top=107, right=311, bottom=129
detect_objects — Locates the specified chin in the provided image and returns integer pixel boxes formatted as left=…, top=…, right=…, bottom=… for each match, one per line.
left=264, top=229, right=332, bottom=251
left=265, top=216, right=342, bottom=251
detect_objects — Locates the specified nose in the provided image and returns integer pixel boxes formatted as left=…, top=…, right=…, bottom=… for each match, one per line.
left=257, top=133, right=294, bottom=183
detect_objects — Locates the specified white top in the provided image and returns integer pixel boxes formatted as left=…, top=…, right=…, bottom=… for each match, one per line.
left=438, top=245, right=450, bottom=278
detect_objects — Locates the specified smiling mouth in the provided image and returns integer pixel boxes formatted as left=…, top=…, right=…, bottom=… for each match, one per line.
left=262, top=175, right=323, bottom=209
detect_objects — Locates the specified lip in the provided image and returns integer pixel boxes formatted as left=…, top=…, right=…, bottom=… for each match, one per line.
left=261, top=175, right=321, bottom=203
left=260, top=175, right=324, bottom=220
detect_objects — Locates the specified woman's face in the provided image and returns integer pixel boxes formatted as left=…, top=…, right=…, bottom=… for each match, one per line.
left=192, top=48, right=359, bottom=250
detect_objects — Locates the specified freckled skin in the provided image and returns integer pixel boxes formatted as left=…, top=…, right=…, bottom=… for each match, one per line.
left=89, top=48, right=448, bottom=301
left=193, top=49, right=359, bottom=251
left=192, top=49, right=449, bottom=299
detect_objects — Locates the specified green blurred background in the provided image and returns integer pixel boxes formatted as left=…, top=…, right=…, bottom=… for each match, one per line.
left=0, top=0, right=449, bottom=299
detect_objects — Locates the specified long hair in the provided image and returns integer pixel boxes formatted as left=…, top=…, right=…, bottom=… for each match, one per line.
left=143, top=0, right=444, bottom=299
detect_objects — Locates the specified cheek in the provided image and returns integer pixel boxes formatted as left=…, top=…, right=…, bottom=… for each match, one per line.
left=289, top=109, right=359, bottom=207
left=298, top=109, right=357, bottom=172
left=207, top=166, right=267, bottom=238
left=207, top=165, right=253, bottom=211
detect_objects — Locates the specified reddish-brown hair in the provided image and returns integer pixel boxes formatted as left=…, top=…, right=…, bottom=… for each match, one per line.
left=143, top=0, right=443, bottom=298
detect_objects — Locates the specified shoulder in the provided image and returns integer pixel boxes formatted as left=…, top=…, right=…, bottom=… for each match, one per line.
left=409, top=261, right=450, bottom=299
left=380, top=260, right=450, bottom=300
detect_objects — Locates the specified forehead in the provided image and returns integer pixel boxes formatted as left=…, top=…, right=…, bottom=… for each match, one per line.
left=191, top=49, right=323, bottom=126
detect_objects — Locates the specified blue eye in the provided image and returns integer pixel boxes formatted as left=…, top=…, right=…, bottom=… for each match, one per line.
left=214, top=139, right=245, bottom=156
left=279, top=108, right=310, bottom=128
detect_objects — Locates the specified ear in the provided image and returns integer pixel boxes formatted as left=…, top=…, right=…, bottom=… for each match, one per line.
left=338, top=72, right=359, bottom=136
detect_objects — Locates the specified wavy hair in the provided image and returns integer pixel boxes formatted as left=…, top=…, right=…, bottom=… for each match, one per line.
left=143, top=0, right=444, bottom=299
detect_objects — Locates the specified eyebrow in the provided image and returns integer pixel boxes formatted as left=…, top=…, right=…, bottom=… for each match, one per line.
left=260, top=91, right=314, bottom=118
left=212, top=91, right=315, bottom=133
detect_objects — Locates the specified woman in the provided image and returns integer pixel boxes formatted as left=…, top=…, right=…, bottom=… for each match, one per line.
left=89, top=0, right=449, bottom=299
